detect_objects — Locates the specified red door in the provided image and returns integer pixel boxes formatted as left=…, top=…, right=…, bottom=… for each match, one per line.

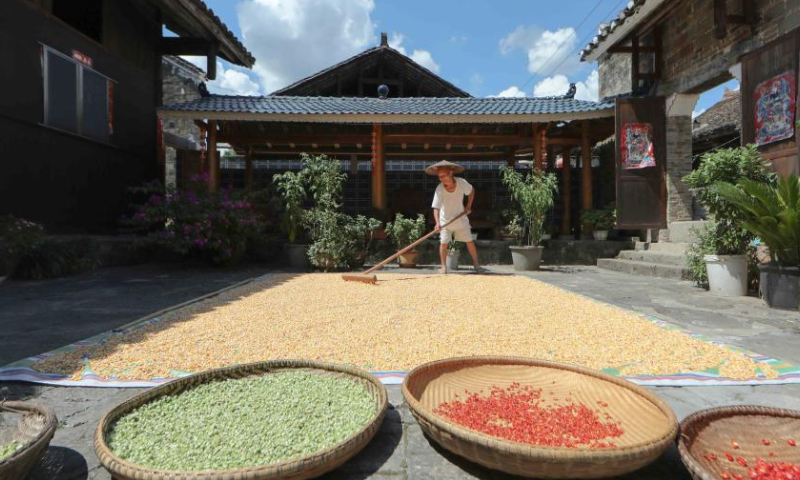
left=615, top=97, right=667, bottom=230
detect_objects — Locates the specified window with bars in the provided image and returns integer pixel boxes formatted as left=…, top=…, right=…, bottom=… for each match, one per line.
left=43, top=46, right=114, bottom=142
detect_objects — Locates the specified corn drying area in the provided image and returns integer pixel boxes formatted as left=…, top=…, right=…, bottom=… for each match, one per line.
left=35, top=273, right=776, bottom=381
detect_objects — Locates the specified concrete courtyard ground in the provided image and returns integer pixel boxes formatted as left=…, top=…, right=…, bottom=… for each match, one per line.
left=1, top=263, right=799, bottom=480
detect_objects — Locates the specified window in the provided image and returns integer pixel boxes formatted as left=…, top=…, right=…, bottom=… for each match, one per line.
left=43, top=46, right=114, bottom=142
left=52, top=0, right=103, bottom=43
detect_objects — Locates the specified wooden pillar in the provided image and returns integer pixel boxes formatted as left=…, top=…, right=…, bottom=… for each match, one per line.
left=561, top=147, right=572, bottom=238
left=245, top=146, right=253, bottom=193
left=371, top=124, right=386, bottom=211
left=533, top=124, right=543, bottom=170
left=207, top=120, right=219, bottom=192
left=581, top=121, right=593, bottom=237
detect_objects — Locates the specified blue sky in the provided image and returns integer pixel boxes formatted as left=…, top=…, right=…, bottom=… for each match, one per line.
left=191, top=0, right=735, bottom=113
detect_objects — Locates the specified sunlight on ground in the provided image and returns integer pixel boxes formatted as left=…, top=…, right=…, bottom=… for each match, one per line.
left=36, top=273, right=776, bottom=381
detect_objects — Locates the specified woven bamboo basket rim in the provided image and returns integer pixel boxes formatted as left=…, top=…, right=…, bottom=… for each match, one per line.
left=402, top=356, right=679, bottom=461
left=0, top=400, right=58, bottom=470
left=95, top=359, right=388, bottom=480
left=678, top=405, right=800, bottom=480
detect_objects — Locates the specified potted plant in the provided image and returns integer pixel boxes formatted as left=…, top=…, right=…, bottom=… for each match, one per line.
left=714, top=174, right=800, bottom=309
left=446, top=238, right=463, bottom=271
left=499, top=167, right=558, bottom=271
left=348, top=215, right=383, bottom=269
left=683, top=146, right=772, bottom=296
left=385, top=213, right=426, bottom=268
left=273, top=168, right=309, bottom=269
left=581, top=205, right=616, bottom=241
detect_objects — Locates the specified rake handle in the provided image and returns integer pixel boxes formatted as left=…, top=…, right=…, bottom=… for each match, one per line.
left=363, top=212, right=467, bottom=275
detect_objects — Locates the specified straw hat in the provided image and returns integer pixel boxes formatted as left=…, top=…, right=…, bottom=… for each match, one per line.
left=424, top=160, right=465, bottom=175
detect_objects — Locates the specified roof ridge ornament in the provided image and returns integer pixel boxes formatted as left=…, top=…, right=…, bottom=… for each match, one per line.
left=380, top=32, right=389, bottom=47
left=565, top=83, right=577, bottom=99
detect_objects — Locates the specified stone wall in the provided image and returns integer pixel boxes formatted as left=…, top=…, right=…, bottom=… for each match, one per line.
left=161, top=57, right=204, bottom=189
left=598, top=50, right=632, bottom=99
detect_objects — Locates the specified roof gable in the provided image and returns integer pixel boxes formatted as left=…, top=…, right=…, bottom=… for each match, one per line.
left=272, top=35, right=470, bottom=98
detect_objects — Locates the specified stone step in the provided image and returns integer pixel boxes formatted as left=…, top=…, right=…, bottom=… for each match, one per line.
left=634, top=241, right=691, bottom=254
left=618, top=250, right=687, bottom=266
left=597, top=258, right=691, bottom=281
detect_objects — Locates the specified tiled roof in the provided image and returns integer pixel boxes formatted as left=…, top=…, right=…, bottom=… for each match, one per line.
left=581, top=0, right=653, bottom=61
left=693, top=89, right=741, bottom=140
left=184, top=0, right=255, bottom=66
left=161, top=95, right=614, bottom=117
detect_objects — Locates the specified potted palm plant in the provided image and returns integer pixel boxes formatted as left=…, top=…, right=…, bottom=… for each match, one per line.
left=385, top=213, right=426, bottom=268
left=714, top=174, right=800, bottom=310
left=581, top=205, right=616, bottom=241
left=683, top=146, right=772, bottom=296
left=499, top=167, right=558, bottom=271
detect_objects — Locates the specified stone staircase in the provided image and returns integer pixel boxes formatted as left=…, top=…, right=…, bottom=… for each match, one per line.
left=596, top=221, right=705, bottom=281
left=597, top=241, right=691, bottom=280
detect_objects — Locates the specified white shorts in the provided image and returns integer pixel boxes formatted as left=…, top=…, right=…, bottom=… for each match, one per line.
left=440, top=225, right=473, bottom=244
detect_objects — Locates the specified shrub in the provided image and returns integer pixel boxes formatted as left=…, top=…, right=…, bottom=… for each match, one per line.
left=714, top=174, right=800, bottom=267
left=499, top=167, right=558, bottom=246
left=385, top=214, right=426, bottom=248
left=272, top=169, right=307, bottom=244
left=124, top=175, right=263, bottom=266
left=581, top=205, right=616, bottom=230
left=0, top=215, right=45, bottom=275
left=11, top=237, right=98, bottom=280
left=683, top=146, right=773, bottom=285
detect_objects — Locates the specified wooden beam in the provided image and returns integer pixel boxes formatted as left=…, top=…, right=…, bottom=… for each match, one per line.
left=371, top=124, right=386, bottom=211
left=607, top=45, right=656, bottom=53
left=217, top=133, right=531, bottom=147
left=157, top=37, right=211, bottom=56
left=533, top=124, right=543, bottom=170
left=249, top=150, right=513, bottom=158
left=560, top=147, right=571, bottom=238
left=581, top=120, right=593, bottom=235
left=207, top=120, right=219, bottom=192
left=714, top=0, right=728, bottom=39
left=245, top=146, right=253, bottom=193
left=631, top=35, right=640, bottom=91
left=546, top=138, right=582, bottom=146
left=207, top=41, right=218, bottom=80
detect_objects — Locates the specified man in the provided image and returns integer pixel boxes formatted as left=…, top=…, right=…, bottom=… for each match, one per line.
left=426, top=160, right=483, bottom=274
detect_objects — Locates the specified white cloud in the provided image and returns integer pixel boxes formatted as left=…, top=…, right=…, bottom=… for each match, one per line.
left=388, top=32, right=440, bottom=73
left=182, top=57, right=261, bottom=95
left=236, top=0, right=377, bottom=94
left=533, top=69, right=599, bottom=101
left=450, top=36, right=468, bottom=43
left=692, top=108, right=707, bottom=119
left=490, top=86, right=527, bottom=98
left=500, top=26, right=581, bottom=76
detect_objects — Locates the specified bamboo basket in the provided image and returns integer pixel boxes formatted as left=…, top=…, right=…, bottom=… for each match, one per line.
left=402, top=356, right=678, bottom=479
left=95, top=360, right=388, bottom=480
left=679, top=405, right=800, bottom=480
left=0, top=401, right=58, bottom=480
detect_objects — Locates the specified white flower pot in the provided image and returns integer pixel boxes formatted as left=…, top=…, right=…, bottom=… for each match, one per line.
left=509, top=245, right=544, bottom=271
left=446, top=253, right=460, bottom=271
left=593, top=230, right=609, bottom=241
left=704, top=254, right=748, bottom=297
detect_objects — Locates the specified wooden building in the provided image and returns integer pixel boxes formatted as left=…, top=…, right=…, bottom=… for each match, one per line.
left=160, top=34, right=617, bottom=238
left=581, top=0, right=800, bottom=236
left=0, top=0, right=252, bottom=232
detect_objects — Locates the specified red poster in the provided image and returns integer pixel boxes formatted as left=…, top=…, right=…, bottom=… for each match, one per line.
left=620, top=123, right=656, bottom=170
left=754, top=70, right=797, bottom=146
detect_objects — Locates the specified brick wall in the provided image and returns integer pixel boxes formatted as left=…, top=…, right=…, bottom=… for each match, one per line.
left=665, top=115, right=694, bottom=224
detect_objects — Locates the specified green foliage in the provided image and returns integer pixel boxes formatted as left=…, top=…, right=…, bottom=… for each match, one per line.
left=499, top=167, right=558, bottom=246
left=124, top=175, right=263, bottom=266
left=502, top=215, right=524, bottom=245
left=290, top=154, right=382, bottom=271
left=713, top=174, right=800, bottom=266
left=581, top=205, right=616, bottom=230
left=0, top=215, right=45, bottom=275
left=272, top=170, right=307, bottom=243
left=11, top=237, right=98, bottom=280
left=686, top=223, right=759, bottom=288
left=385, top=213, right=427, bottom=248
left=447, top=238, right=465, bottom=253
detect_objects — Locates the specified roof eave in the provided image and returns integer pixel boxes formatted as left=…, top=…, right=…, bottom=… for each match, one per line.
left=581, top=0, right=668, bottom=63
left=156, top=109, right=615, bottom=124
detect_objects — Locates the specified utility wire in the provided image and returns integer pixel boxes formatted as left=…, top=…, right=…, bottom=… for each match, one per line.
left=521, top=0, right=628, bottom=92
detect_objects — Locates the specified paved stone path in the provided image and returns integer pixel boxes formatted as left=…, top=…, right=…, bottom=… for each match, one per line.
left=2, top=264, right=799, bottom=480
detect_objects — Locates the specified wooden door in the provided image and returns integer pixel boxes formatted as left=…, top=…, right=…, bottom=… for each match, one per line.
left=741, top=29, right=800, bottom=176
left=615, top=97, right=667, bottom=230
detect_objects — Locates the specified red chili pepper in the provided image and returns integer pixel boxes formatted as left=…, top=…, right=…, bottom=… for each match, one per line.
left=726, top=452, right=735, bottom=462
left=721, top=472, right=731, bottom=479
left=733, top=441, right=741, bottom=449
left=789, top=439, right=797, bottom=447
left=733, top=473, right=743, bottom=480
left=763, top=438, right=772, bottom=446
left=737, top=456, right=748, bottom=467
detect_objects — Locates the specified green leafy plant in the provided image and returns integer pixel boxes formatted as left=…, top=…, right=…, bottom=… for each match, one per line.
left=447, top=238, right=465, bottom=254
left=272, top=170, right=308, bottom=244
left=502, top=215, right=524, bottom=245
left=11, top=237, right=99, bottom=280
left=713, top=175, right=800, bottom=267
left=683, top=146, right=773, bottom=285
left=499, top=167, right=558, bottom=247
left=581, top=205, right=616, bottom=230
left=385, top=213, right=426, bottom=249
left=0, top=215, right=45, bottom=275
